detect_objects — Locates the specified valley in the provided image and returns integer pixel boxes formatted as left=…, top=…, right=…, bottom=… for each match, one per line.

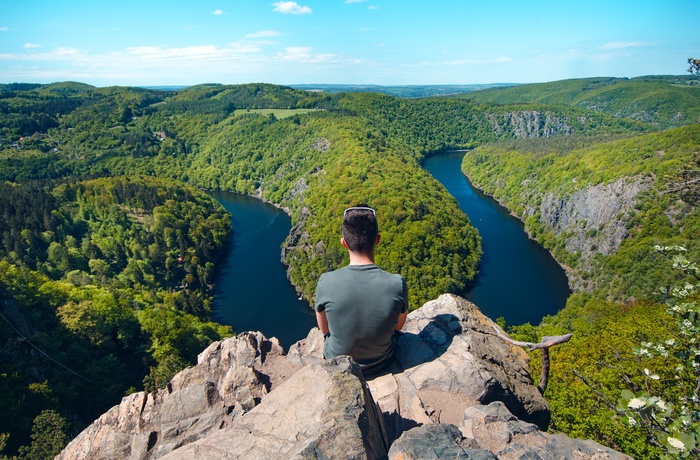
left=0, top=77, right=698, bottom=458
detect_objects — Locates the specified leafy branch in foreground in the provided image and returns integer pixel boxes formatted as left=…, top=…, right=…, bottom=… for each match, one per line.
left=605, top=245, right=699, bottom=458
left=689, top=57, right=700, bottom=77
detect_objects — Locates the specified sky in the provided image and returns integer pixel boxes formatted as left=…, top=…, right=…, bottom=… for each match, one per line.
left=1, top=0, right=699, bottom=87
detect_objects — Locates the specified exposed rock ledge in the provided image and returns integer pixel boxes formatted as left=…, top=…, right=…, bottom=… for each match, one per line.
left=57, top=294, right=630, bottom=460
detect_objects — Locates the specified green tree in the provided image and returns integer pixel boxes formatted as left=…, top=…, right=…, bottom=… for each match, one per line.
left=17, top=410, right=70, bottom=460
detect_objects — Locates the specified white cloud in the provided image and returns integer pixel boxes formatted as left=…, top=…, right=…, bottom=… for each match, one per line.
left=368, top=5, right=379, bottom=9
left=125, top=45, right=250, bottom=61
left=24, top=43, right=42, bottom=49
left=278, top=47, right=336, bottom=62
left=0, top=27, right=8, bottom=32
left=245, top=30, right=282, bottom=38
left=345, top=0, right=366, bottom=3
left=272, top=2, right=312, bottom=15
left=0, top=41, right=355, bottom=86
left=53, top=47, right=80, bottom=56
left=211, top=9, right=225, bottom=15
left=600, top=42, right=654, bottom=50
left=229, top=42, right=261, bottom=53
left=0, top=47, right=80, bottom=62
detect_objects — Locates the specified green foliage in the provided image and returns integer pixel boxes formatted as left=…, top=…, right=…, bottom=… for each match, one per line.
left=615, top=246, right=699, bottom=458
left=461, top=124, right=700, bottom=301
left=534, top=294, right=675, bottom=459
left=0, top=176, right=232, bottom=455
left=460, top=76, right=700, bottom=128
left=0, top=80, right=693, bottom=459
left=232, top=108, right=321, bottom=119
left=533, top=248, right=699, bottom=459
left=17, top=410, right=70, bottom=460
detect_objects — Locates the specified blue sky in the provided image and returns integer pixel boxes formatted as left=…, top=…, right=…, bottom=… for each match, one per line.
left=1, top=0, right=699, bottom=86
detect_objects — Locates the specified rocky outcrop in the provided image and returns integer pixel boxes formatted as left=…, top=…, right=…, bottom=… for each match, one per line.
left=58, top=295, right=630, bottom=460
left=459, top=402, right=631, bottom=459
left=158, top=357, right=388, bottom=459
left=56, top=331, right=288, bottom=460
left=485, top=111, right=573, bottom=138
left=532, top=176, right=651, bottom=289
left=369, top=294, right=550, bottom=436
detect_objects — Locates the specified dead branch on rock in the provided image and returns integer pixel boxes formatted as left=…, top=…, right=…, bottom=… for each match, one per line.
left=488, top=324, right=573, bottom=395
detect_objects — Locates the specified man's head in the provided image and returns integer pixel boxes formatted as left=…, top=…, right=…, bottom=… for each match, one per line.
left=342, top=205, right=379, bottom=255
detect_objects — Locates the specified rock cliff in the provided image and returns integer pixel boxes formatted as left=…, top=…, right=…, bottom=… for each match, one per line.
left=530, top=176, right=651, bottom=290
left=57, top=294, right=631, bottom=460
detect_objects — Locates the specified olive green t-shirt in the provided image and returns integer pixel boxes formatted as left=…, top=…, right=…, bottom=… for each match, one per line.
left=314, top=264, right=408, bottom=373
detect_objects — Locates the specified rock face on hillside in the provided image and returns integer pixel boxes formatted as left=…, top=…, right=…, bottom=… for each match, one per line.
left=533, top=176, right=651, bottom=290
left=485, top=111, right=574, bottom=138
left=57, top=294, right=631, bottom=460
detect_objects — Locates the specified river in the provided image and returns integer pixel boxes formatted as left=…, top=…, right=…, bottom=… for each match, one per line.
left=207, top=191, right=316, bottom=349
left=423, top=151, right=570, bottom=325
left=209, top=151, right=570, bottom=348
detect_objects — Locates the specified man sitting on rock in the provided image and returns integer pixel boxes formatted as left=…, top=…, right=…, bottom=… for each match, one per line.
left=314, top=205, right=408, bottom=377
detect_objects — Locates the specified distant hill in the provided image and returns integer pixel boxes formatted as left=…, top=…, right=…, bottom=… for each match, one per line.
left=290, top=83, right=517, bottom=98
left=457, top=76, right=700, bottom=128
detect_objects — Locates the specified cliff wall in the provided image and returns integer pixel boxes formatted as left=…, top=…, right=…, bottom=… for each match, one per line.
left=530, top=176, right=651, bottom=290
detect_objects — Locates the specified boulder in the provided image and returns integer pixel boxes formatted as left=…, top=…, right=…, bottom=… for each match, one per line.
left=459, top=402, right=633, bottom=460
left=56, top=331, right=289, bottom=460
left=160, top=356, right=388, bottom=459
left=365, top=294, right=550, bottom=436
left=388, top=424, right=495, bottom=460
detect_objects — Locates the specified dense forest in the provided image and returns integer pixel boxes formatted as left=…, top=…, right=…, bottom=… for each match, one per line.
left=462, top=126, right=700, bottom=458
left=0, top=77, right=698, bottom=458
left=0, top=176, right=232, bottom=457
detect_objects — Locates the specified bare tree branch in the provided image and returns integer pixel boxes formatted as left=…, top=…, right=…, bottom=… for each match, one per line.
left=488, top=324, right=572, bottom=350
left=539, top=348, right=550, bottom=395
left=487, top=324, right=573, bottom=394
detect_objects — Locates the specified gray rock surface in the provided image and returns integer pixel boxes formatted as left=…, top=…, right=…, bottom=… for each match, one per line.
left=388, top=424, right=496, bottom=460
left=57, top=295, right=631, bottom=460
left=57, top=331, right=286, bottom=460
left=534, top=176, right=651, bottom=290
left=485, top=111, right=574, bottom=138
left=365, top=294, right=550, bottom=437
left=159, top=356, right=388, bottom=460
left=459, top=402, right=633, bottom=460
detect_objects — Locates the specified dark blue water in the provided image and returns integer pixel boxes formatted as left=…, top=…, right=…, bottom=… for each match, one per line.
left=208, top=191, right=315, bottom=349
left=424, top=151, right=571, bottom=325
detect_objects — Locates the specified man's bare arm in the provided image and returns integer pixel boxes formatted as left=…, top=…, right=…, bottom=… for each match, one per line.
left=316, top=311, right=329, bottom=334
left=395, top=310, right=408, bottom=331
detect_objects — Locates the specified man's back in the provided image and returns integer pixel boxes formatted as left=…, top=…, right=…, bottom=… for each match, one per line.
left=315, top=264, right=407, bottom=373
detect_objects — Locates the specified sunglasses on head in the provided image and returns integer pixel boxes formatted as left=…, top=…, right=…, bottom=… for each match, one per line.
left=343, top=206, right=376, bottom=217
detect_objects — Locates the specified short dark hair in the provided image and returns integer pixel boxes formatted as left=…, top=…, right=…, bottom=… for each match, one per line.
left=342, top=205, right=378, bottom=254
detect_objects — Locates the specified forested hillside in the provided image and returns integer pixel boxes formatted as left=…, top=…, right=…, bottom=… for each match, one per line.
left=459, top=76, right=700, bottom=128
left=461, top=126, right=699, bottom=457
left=0, top=177, right=231, bottom=456
left=0, top=78, right=697, bottom=458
